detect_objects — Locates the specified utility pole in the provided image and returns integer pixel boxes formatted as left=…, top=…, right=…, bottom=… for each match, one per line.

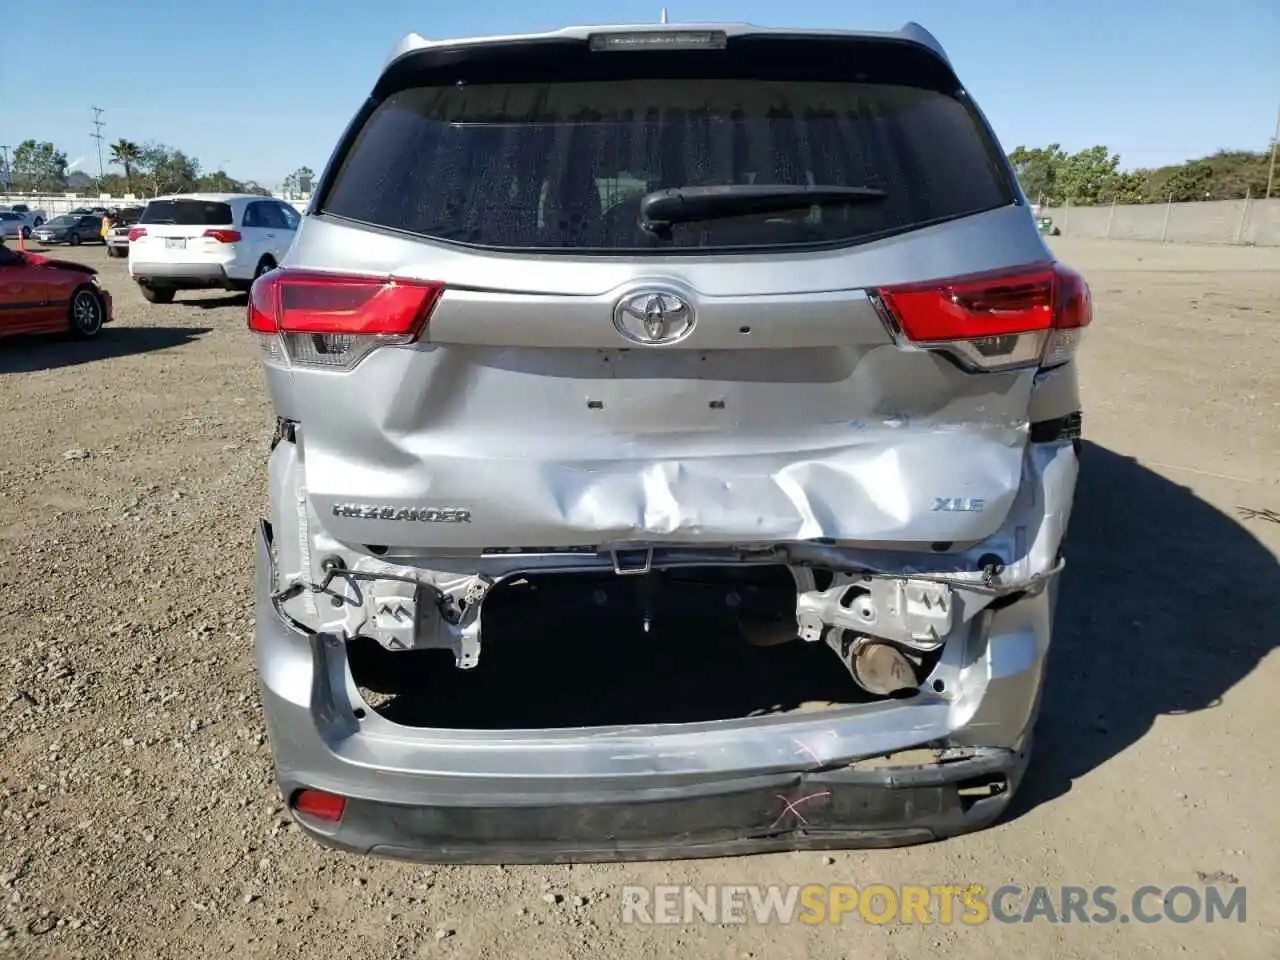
left=660, top=7, right=668, bottom=23
left=0, top=145, right=11, bottom=192
left=1266, top=103, right=1279, bottom=200
left=91, top=106, right=106, bottom=181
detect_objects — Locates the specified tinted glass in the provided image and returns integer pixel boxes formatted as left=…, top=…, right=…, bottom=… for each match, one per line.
left=255, top=202, right=288, bottom=230
left=322, top=79, right=1009, bottom=251
left=140, top=200, right=234, bottom=226
left=277, top=203, right=301, bottom=229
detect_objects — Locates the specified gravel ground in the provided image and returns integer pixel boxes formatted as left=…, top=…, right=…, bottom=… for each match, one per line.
left=0, top=238, right=1276, bottom=959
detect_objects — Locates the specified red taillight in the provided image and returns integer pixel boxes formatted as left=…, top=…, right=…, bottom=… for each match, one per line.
left=248, top=269, right=445, bottom=369
left=873, top=262, right=1091, bottom=371
left=127, top=227, right=146, bottom=242
left=292, top=788, right=346, bottom=823
left=203, top=228, right=241, bottom=243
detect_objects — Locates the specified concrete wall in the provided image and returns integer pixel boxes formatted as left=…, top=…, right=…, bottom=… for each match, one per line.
left=1040, top=198, right=1280, bottom=247
left=0, top=192, right=311, bottom=217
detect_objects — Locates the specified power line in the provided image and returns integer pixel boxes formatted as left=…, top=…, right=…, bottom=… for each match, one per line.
left=91, top=106, right=106, bottom=181
left=1266, top=104, right=1279, bottom=200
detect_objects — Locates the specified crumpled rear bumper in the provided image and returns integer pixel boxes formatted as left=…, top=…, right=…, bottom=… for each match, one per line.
left=319, top=747, right=1027, bottom=863
left=254, top=520, right=1059, bottom=863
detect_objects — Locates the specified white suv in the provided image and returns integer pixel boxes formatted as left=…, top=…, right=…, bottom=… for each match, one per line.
left=128, top=193, right=300, bottom=303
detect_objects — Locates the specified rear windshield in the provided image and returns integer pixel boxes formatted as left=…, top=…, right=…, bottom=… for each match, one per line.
left=140, top=199, right=233, bottom=226
left=320, top=79, right=1011, bottom=252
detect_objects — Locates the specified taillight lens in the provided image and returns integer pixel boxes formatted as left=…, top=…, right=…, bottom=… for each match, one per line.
left=247, top=269, right=445, bottom=369
left=203, top=228, right=242, bottom=243
left=127, top=227, right=146, bottom=242
left=873, top=262, right=1091, bottom=372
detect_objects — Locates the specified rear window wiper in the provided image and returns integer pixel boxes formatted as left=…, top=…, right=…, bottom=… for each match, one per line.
left=638, top=183, right=886, bottom=236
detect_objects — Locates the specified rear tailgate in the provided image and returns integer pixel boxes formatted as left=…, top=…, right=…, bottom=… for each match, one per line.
left=132, top=198, right=236, bottom=261
left=260, top=28, right=1058, bottom=552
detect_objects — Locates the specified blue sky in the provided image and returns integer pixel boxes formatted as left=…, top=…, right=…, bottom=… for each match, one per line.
left=2, top=0, right=1277, bottom=188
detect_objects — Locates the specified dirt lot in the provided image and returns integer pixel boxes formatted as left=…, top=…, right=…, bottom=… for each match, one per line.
left=0, top=238, right=1276, bottom=959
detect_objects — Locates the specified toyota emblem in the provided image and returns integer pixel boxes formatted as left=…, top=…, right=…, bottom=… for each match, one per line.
left=613, top=290, right=695, bottom=345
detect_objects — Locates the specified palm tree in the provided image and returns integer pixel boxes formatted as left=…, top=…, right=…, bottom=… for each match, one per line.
left=109, top=139, right=143, bottom=194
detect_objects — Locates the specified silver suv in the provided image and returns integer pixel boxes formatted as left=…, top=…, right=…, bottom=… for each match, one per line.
left=250, top=21, right=1091, bottom=862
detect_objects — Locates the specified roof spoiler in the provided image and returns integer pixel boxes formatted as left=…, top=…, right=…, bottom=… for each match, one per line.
left=897, top=22, right=950, bottom=65
left=386, top=32, right=430, bottom=69
left=383, top=22, right=954, bottom=73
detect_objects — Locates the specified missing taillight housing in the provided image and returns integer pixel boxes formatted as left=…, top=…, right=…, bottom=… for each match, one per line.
left=872, top=262, right=1091, bottom=372
left=247, top=270, right=445, bottom=370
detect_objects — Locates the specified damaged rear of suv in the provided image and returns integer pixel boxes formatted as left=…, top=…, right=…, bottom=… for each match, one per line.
left=250, top=21, right=1090, bottom=862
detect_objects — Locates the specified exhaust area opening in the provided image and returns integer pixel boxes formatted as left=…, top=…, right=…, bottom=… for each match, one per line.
left=347, top=565, right=901, bottom=729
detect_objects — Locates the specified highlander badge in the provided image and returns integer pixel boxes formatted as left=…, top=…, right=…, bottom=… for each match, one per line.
left=333, top=504, right=472, bottom=523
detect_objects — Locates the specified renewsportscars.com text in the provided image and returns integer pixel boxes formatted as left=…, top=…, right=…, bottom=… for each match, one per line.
left=621, top=884, right=1246, bottom=926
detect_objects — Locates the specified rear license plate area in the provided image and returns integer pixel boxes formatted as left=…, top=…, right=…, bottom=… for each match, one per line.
left=591, top=351, right=729, bottom=431
left=165, top=238, right=186, bottom=250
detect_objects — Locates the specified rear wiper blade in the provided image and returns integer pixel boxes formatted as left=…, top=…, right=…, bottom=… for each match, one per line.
left=638, top=184, right=885, bottom=235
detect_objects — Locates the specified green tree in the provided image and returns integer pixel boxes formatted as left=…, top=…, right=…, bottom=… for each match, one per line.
left=239, top=180, right=272, bottom=197
left=1160, top=161, right=1216, bottom=203
left=96, top=172, right=130, bottom=196
left=1008, top=143, right=1272, bottom=206
left=109, top=139, right=144, bottom=193
left=1099, top=170, right=1146, bottom=204
left=196, top=169, right=247, bottom=193
left=11, top=139, right=69, bottom=192
left=1056, top=146, right=1124, bottom=205
left=138, top=142, right=201, bottom=196
left=1008, top=144, right=1067, bottom=204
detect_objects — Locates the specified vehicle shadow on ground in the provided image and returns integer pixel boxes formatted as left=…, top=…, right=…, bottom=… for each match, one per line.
left=186, top=294, right=248, bottom=309
left=1008, top=440, right=1280, bottom=818
left=0, top=326, right=213, bottom=374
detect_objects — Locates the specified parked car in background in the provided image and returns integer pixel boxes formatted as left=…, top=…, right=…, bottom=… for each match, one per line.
left=68, top=206, right=111, bottom=216
left=0, top=203, right=46, bottom=230
left=31, top=213, right=106, bottom=247
left=0, top=239, right=112, bottom=338
left=251, top=21, right=1092, bottom=862
left=128, top=193, right=300, bottom=303
left=0, top=212, right=29, bottom=240
left=0, top=204, right=47, bottom=233
left=104, top=206, right=145, bottom=257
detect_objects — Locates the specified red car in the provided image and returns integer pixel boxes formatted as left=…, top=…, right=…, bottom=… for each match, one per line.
left=0, top=241, right=112, bottom=339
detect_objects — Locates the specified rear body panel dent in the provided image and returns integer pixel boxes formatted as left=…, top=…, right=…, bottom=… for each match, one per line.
left=299, top=425, right=1029, bottom=549
left=277, top=340, right=1037, bottom=549
left=267, top=206, right=1056, bottom=550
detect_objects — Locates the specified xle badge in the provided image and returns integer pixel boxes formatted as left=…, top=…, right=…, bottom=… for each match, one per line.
left=932, top=497, right=986, bottom=513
